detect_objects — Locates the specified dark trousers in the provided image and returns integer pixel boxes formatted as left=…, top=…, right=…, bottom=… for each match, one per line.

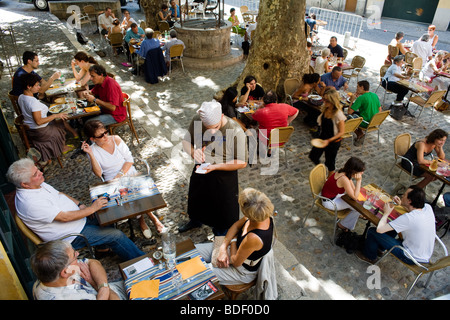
left=382, top=79, right=409, bottom=102
left=309, top=140, right=341, bottom=172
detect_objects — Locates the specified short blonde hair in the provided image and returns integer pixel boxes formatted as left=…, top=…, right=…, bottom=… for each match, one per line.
left=238, top=188, right=274, bottom=222
left=322, top=88, right=343, bottom=114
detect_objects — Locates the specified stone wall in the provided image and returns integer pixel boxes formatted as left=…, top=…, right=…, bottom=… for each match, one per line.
left=49, top=0, right=122, bottom=20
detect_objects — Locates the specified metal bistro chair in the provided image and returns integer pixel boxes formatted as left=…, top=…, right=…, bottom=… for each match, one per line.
left=381, top=133, right=419, bottom=188
left=374, top=65, right=394, bottom=108
left=411, top=57, right=423, bottom=78
left=157, top=21, right=170, bottom=33
left=375, top=235, right=449, bottom=300
left=107, top=92, right=140, bottom=144
left=83, top=5, right=101, bottom=31
left=358, top=110, right=390, bottom=149
left=409, top=90, right=446, bottom=122
left=342, top=48, right=348, bottom=60
left=283, top=78, right=301, bottom=105
left=8, top=90, right=21, bottom=116
left=342, top=117, right=363, bottom=148
left=404, top=51, right=418, bottom=68
left=387, top=45, right=399, bottom=65
left=14, top=214, right=95, bottom=258
left=342, top=55, right=366, bottom=85
left=301, top=164, right=351, bottom=244
left=169, top=44, right=185, bottom=74
left=108, top=32, right=125, bottom=56
left=260, top=126, right=294, bottom=168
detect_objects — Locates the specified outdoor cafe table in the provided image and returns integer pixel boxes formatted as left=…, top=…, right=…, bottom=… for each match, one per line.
left=420, top=163, right=450, bottom=207
left=89, top=174, right=167, bottom=239
left=44, top=78, right=85, bottom=102
left=341, top=183, right=408, bottom=227
left=118, top=239, right=225, bottom=300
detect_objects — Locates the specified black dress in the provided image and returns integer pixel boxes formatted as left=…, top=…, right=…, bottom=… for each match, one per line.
left=401, top=141, right=433, bottom=177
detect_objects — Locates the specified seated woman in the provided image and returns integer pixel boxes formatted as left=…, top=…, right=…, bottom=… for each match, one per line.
left=18, top=73, right=77, bottom=164
left=82, top=120, right=165, bottom=238
left=219, top=86, right=246, bottom=131
left=308, top=88, right=346, bottom=176
left=427, top=25, right=439, bottom=49
left=321, top=156, right=366, bottom=231
left=158, top=4, right=174, bottom=28
left=228, top=8, right=246, bottom=38
left=195, top=187, right=274, bottom=285
left=237, top=75, right=265, bottom=106
left=292, top=73, right=322, bottom=102
left=108, top=18, right=122, bottom=36
left=381, top=55, right=410, bottom=104
left=401, top=129, right=447, bottom=189
left=71, top=51, right=98, bottom=90
left=314, top=48, right=330, bottom=75
left=386, top=31, right=408, bottom=64
left=121, top=10, right=137, bottom=31
left=421, top=51, right=450, bottom=91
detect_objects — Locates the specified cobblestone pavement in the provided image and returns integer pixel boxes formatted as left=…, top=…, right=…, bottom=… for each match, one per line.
left=0, top=0, right=449, bottom=300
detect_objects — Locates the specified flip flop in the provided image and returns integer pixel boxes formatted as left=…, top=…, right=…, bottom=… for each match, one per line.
left=63, top=144, right=76, bottom=154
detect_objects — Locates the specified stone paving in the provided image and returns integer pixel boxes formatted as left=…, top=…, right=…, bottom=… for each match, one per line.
left=0, top=0, right=449, bottom=300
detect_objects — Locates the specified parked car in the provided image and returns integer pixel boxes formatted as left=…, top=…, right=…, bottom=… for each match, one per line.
left=20, top=0, right=127, bottom=11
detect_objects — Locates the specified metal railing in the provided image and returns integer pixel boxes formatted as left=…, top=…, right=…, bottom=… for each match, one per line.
left=308, top=7, right=363, bottom=43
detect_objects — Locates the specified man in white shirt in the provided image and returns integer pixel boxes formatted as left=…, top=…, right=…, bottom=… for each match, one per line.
left=411, top=34, right=433, bottom=67
left=7, top=158, right=145, bottom=262
left=98, top=7, right=115, bottom=36
left=356, top=185, right=436, bottom=264
left=161, top=30, right=185, bottom=66
left=32, top=240, right=127, bottom=300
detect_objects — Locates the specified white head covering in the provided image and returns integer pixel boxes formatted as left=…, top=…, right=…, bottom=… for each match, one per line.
left=197, top=100, right=222, bottom=126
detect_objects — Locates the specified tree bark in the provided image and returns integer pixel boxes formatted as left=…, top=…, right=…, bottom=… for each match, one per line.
left=140, top=0, right=167, bottom=30
left=235, top=0, right=309, bottom=101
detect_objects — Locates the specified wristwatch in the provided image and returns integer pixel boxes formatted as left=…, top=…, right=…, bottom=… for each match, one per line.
left=230, top=238, right=237, bottom=244
left=77, top=202, right=84, bottom=208
left=98, top=282, right=109, bottom=290
left=93, top=98, right=97, bottom=104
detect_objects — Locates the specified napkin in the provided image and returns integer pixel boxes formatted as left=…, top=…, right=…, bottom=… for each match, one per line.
left=357, top=193, right=366, bottom=202
left=85, top=106, right=100, bottom=112
left=129, top=279, right=160, bottom=299
left=176, top=256, right=207, bottom=280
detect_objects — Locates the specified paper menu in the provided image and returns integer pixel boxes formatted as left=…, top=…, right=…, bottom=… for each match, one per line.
left=176, top=256, right=207, bottom=280
left=129, top=280, right=160, bottom=299
left=123, top=257, right=154, bottom=278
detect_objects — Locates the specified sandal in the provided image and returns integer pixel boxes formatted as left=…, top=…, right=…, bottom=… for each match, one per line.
left=337, top=222, right=350, bottom=232
left=63, top=144, right=76, bottom=154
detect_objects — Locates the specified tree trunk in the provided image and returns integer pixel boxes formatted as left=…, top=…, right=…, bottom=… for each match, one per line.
left=140, top=0, right=167, bottom=30
left=235, top=0, right=309, bottom=101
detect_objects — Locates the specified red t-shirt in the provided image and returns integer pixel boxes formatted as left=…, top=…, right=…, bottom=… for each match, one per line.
left=91, top=76, right=126, bottom=123
left=252, top=103, right=298, bottom=143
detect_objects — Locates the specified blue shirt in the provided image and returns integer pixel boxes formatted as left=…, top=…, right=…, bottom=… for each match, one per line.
left=170, top=5, right=180, bottom=18
left=320, top=72, right=347, bottom=90
left=124, top=27, right=145, bottom=43
left=12, top=67, right=42, bottom=96
left=137, top=38, right=161, bottom=58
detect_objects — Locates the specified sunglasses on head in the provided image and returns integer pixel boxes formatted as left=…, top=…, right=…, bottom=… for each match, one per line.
left=94, top=130, right=108, bottom=139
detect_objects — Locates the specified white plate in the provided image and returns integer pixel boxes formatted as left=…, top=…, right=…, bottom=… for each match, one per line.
left=49, top=104, right=70, bottom=114
left=308, top=95, right=322, bottom=100
left=311, top=138, right=327, bottom=148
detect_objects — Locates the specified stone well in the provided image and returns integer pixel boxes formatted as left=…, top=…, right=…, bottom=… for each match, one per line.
left=174, top=19, right=243, bottom=69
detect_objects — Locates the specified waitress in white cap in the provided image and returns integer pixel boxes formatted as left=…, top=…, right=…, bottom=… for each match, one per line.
left=179, top=100, right=248, bottom=236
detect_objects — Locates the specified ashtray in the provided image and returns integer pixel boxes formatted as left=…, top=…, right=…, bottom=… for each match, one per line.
left=153, top=251, right=163, bottom=260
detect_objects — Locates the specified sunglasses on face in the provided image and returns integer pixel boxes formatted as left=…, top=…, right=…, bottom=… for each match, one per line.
left=94, top=130, right=109, bottom=139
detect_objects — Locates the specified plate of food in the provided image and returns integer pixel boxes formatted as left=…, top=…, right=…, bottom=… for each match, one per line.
left=49, top=104, right=70, bottom=114
left=54, top=97, right=66, bottom=104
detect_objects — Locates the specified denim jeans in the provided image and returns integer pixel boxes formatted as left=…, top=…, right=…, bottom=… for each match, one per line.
left=443, top=192, right=450, bottom=207
left=72, top=217, right=145, bottom=262
left=85, top=114, right=117, bottom=126
left=363, top=227, right=414, bottom=264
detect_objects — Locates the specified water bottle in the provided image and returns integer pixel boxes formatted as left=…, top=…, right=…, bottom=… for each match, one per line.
left=161, top=227, right=176, bottom=263
left=60, top=73, right=65, bottom=85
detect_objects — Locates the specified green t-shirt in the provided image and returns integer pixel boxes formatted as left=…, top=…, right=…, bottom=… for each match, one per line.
left=350, top=92, right=380, bottom=128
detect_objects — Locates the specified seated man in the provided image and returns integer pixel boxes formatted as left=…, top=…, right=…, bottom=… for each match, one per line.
left=31, top=240, right=127, bottom=300
left=6, top=158, right=145, bottom=262
left=411, top=34, right=433, bottom=68
left=347, top=80, right=381, bottom=144
left=356, top=185, right=436, bottom=265
left=320, top=66, right=348, bottom=91
left=169, top=0, right=180, bottom=19
left=84, top=64, right=127, bottom=126
left=381, top=55, right=412, bottom=115
left=136, top=28, right=161, bottom=59
left=98, top=7, right=115, bottom=36
left=252, top=90, right=299, bottom=145
left=124, top=23, right=145, bottom=60
left=328, top=36, right=344, bottom=58
left=237, top=75, right=265, bottom=106
left=12, top=51, right=61, bottom=99
left=161, top=30, right=185, bottom=67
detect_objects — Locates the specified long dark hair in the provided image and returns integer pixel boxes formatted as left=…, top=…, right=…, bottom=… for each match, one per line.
left=339, top=157, right=366, bottom=179
left=426, top=129, right=448, bottom=144
left=219, top=87, right=238, bottom=112
left=74, top=51, right=98, bottom=65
